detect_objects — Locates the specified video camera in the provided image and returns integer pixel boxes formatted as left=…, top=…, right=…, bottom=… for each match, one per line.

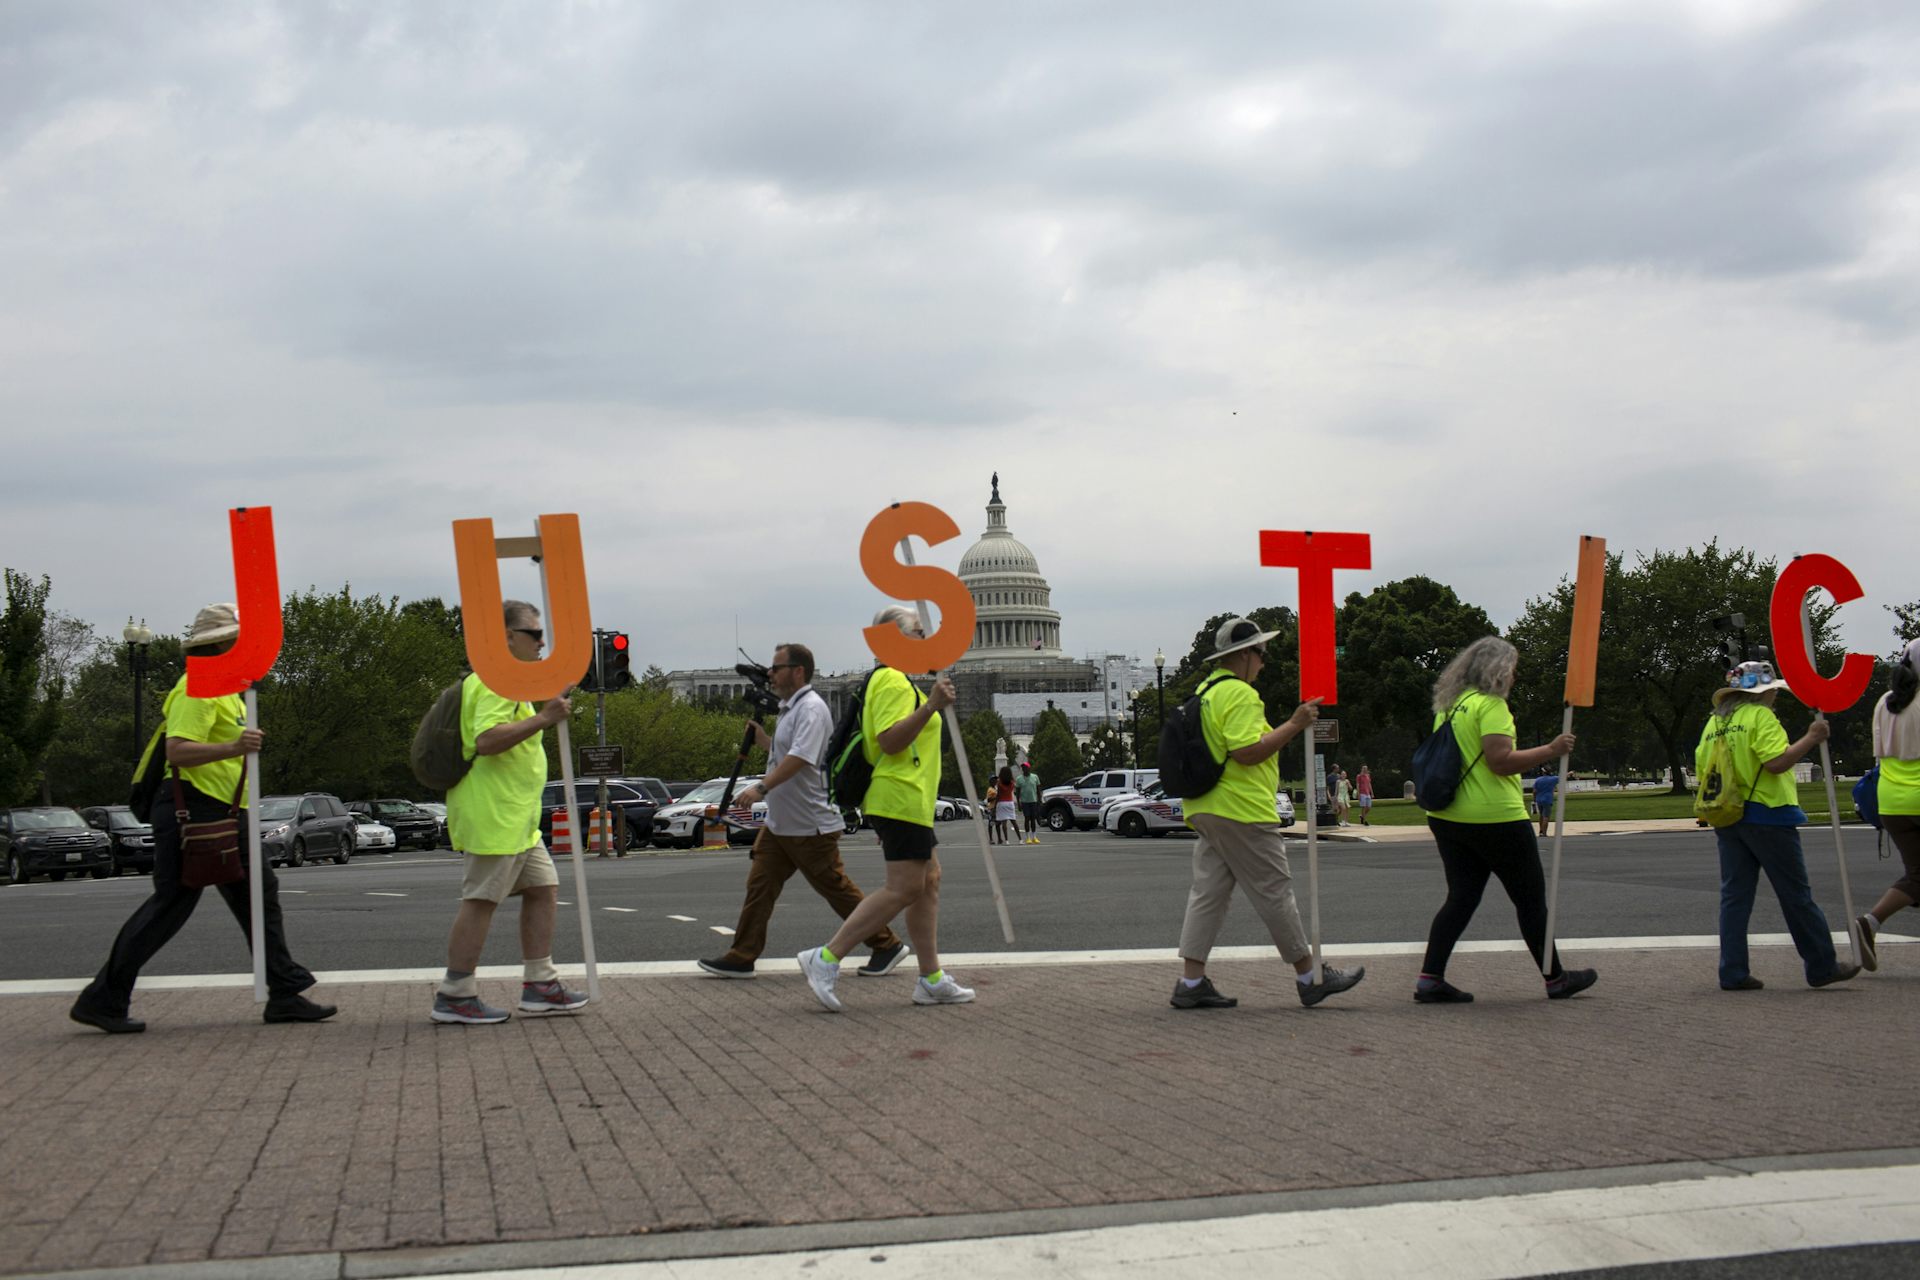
left=733, top=654, right=783, bottom=717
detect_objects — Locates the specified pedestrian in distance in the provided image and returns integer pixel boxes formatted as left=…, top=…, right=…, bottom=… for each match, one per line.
left=1018, top=761, right=1042, bottom=843
left=697, top=643, right=909, bottom=980
left=995, top=765, right=1020, bottom=845
left=1858, top=637, right=1920, bottom=971
left=1698, top=660, right=1859, bottom=992
left=1170, top=616, right=1365, bottom=1011
left=798, top=605, right=975, bottom=1012
left=1355, top=764, right=1373, bottom=828
left=1533, top=769, right=1562, bottom=837
left=431, top=600, right=589, bottom=1025
left=983, top=775, right=1003, bottom=845
left=70, top=603, right=337, bottom=1034
left=1417, top=636, right=1597, bottom=1005
left=1331, top=763, right=1351, bottom=827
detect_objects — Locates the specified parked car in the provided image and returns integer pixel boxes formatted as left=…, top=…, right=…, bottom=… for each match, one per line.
left=79, top=805, right=156, bottom=875
left=663, top=780, right=703, bottom=801
left=3, top=807, right=113, bottom=884
left=352, top=817, right=397, bottom=853
left=257, top=794, right=356, bottom=867
left=1040, top=769, right=1161, bottom=832
left=539, top=780, right=659, bottom=851
left=939, top=796, right=974, bottom=821
left=1100, top=781, right=1295, bottom=838
left=414, top=801, right=448, bottom=845
left=345, top=799, right=440, bottom=850
left=620, top=777, right=675, bottom=806
left=651, top=777, right=764, bottom=849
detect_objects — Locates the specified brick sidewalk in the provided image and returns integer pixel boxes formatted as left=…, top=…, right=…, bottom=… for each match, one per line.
left=2, top=946, right=1914, bottom=1276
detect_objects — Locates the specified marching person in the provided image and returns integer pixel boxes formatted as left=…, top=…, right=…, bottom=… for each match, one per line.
left=1698, top=659, right=1858, bottom=992
left=431, top=600, right=588, bottom=1024
left=798, top=606, right=974, bottom=1011
left=1018, top=761, right=1042, bottom=843
left=1417, top=637, right=1597, bottom=1004
left=1858, top=637, right=1920, bottom=970
left=1170, top=616, right=1365, bottom=1011
left=70, top=603, right=336, bottom=1033
left=697, top=643, right=909, bottom=980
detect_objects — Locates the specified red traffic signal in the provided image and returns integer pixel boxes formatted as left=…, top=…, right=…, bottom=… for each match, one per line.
left=601, top=631, right=634, bottom=690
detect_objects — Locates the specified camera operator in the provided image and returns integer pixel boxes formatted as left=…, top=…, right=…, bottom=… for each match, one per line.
left=697, top=643, right=910, bottom=980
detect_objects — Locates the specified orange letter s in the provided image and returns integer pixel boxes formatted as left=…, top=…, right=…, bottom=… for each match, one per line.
left=860, top=502, right=977, bottom=672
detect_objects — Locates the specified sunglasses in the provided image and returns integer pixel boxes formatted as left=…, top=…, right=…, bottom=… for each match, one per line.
left=511, top=627, right=545, bottom=644
left=768, top=662, right=804, bottom=672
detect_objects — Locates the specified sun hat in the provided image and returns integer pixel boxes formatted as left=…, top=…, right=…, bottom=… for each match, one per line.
left=1207, top=616, right=1280, bottom=662
left=1712, top=659, right=1789, bottom=705
left=186, top=602, right=241, bottom=649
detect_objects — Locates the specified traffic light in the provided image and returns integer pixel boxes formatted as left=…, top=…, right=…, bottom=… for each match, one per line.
left=601, top=631, right=633, bottom=690
left=1716, top=636, right=1741, bottom=671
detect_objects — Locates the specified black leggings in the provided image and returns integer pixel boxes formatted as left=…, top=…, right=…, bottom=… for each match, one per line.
left=1423, top=817, right=1563, bottom=980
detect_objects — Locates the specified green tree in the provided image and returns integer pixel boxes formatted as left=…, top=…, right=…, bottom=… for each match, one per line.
left=0, top=570, right=63, bottom=803
left=1084, top=721, right=1127, bottom=769
left=39, top=634, right=185, bottom=804
left=1027, top=708, right=1084, bottom=790
left=575, top=685, right=765, bottom=781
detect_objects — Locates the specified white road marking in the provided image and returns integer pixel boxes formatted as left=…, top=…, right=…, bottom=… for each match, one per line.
left=709, top=926, right=734, bottom=936
left=366, top=892, right=407, bottom=897
left=412, top=1162, right=1920, bottom=1279
left=604, top=907, right=638, bottom=913
left=666, top=914, right=697, bottom=922
left=3, top=933, right=1911, bottom=996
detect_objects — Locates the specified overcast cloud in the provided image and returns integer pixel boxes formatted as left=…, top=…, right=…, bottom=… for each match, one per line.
left=2, top=0, right=1915, bottom=677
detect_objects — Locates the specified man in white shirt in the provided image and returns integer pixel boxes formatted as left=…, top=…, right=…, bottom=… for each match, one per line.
left=697, top=643, right=910, bottom=979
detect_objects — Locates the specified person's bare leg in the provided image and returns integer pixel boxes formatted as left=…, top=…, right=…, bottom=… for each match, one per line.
left=519, top=885, right=557, bottom=959
left=1867, top=887, right=1913, bottom=923
left=902, top=865, right=941, bottom=976
left=446, top=900, right=498, bottom=973
left=826, top=861, right=925, bottom=959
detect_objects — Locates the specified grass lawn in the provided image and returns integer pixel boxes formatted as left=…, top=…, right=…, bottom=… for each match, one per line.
left=1342, top=783, right=1856, bottom=827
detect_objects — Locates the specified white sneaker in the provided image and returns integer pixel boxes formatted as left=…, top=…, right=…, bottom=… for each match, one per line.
left=913, top=972, right=976, bottom=1005
left=797, top=947, right=843, bottom=1012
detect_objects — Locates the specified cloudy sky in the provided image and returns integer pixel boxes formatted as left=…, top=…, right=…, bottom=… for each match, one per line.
left=3, top=0, right=1915, bottom=677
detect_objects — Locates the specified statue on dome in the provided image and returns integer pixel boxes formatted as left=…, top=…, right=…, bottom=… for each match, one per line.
left=990, top=471, right=1000, bottom=503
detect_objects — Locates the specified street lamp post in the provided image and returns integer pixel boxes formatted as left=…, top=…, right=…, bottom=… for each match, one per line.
left=123, top=617, right=154, bottom=758
left=1129, top=689, right=1141, bottom=768
left=1154, top=648, right=1166, bottom=722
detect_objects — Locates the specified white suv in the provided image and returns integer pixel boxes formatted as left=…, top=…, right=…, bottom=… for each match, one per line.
left=1039, top=769, right=1160, bottom=832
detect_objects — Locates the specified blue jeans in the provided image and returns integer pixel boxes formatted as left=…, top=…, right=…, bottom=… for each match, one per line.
left=1715, top=823, right=1838, bottom=986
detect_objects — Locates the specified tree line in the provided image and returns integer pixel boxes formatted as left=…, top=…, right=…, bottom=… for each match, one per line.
left=2, top=545, right=1913, bottom=807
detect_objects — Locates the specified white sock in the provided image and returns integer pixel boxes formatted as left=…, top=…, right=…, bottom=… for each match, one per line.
left=1296, top=971, right=1315, bottom=986
left=440, top=970, right=478, bottom=999
left=1181, top=976, right=1205, bottom=988
left=523, top=956, right=558, bottom=984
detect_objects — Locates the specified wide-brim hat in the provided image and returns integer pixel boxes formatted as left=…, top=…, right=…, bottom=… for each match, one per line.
left=187, top=602, right=241, bottom=648
left=1713, top=660, right=1789, bottom=705
left=1207, top=616, right=1280, bottom=662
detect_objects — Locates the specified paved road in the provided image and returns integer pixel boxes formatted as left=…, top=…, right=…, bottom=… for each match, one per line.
left=1, top=825, right=1898, bottom=980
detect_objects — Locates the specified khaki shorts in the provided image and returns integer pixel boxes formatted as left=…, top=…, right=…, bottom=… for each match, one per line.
left=459, top=845, right=559, bottom=903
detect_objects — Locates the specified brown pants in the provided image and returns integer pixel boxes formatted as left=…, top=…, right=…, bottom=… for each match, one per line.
left=723, top=829, right=901, bottom=964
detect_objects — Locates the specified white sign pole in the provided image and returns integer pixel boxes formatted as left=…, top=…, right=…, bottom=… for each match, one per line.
left=1306, top=733, right=1321, bottom=983
left=897, top=537, right=1016, bottom=944
left=244, top=688, right=266, bottom=1004
left=537, top=521, right=600, bottom=1001
left=1539, top=703, right=1575, bottom=978
left=1800, top=597, right=1860, bottom=964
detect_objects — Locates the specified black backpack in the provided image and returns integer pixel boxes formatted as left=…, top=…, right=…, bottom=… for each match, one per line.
left=1158, top=673, right=1239, bottom=799
left=411, top=679, right=474, bottom=792
left=826, top=668, right=920, bottom=810
left=127, top=723, right=169, bottom=822
left=1411, top=696, right=1485, bottom=811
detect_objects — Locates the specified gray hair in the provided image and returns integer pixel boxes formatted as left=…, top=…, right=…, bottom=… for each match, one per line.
left=503, top=599, right=540, bottom=629
left=1432, top=636, right=1518, bottom=714
left=872, top=604, right=921, bottom=633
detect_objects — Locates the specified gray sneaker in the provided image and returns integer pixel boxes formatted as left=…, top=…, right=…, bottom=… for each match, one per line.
left=431, top=992, right=510, bottom=1025
left=518, top=980, right=588, bottom=1015
left=797, top=947, right=843, bottom=1012
left=1298, top=964, right=1366, bottom=1007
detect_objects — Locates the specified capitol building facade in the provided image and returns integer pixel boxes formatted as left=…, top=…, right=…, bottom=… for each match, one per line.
left=665, top=476, right=1156, bottom=749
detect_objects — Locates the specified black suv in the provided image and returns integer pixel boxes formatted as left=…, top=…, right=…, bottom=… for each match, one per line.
left=79, top=806, right=156, bottom=875
left=538, top=780, right=658, bottom=852
left=346, top=799, right=440, bottom=851
left=3, top=807, right=113, bottom=884
left=257, top=794, right=357, bottom=867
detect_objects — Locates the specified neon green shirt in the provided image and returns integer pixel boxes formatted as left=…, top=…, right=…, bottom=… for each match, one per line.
left=861, top=666, right=940, bottom=827
left=1424, top=691, right=1528, bottom=824
left=1875, top=699, right=1920, bottom=816
left=1183, top=671, right=1282, bottom=826
left=1695, top=703, right=1797, bottom=811
left=159, top=676, right=248, bottom=806
left=447, top=673, right=547, bottom=855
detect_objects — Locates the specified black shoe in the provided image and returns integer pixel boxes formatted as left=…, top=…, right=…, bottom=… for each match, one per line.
left=1721, top=976, right=1765, bottom=991
left=1853, top=915, right=1879, bottom=973
left=263, top=994, right=337, bottom=1023
left=1170, top=976, right=1238, bottom=1009
left=1546, top=968, right=1598, bottom=1000
left=69, top=1000, right=145, bottom=1034
left=857, top=942, right=912, bottom=977
left=1413, top=977, right=1474, bottom=1004
left=1298, top=964, right=1365, bottom=1007
left=1810, top=962, right=1861, bottom=988
left=696, top=957, right=756, bottom=979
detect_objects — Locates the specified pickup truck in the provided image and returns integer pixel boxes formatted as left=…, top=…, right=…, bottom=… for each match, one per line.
left=1039, top=769, right=1161, bottom=832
